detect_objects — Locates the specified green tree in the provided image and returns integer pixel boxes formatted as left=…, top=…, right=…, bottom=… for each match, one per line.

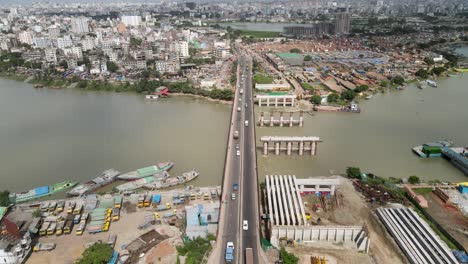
left=303, top=55, right=312, bottom=61
left=76, top=243, right=113, bottom=264
left=327, top=93, right=339, bottom=103
left=408, top=175, right=420, bottom=184
left=392, top=75, right=405, bottom=85
left=415, top=69, right=428, bottom=79
left=32, top=209, right=41, bottom=218
left=424, top=57, right=434, bottom=65
left=130, top=37, right=142, bottom=48
left=290, top=48, right=301, bottom=53
left=431, top=67, right=445, bottom=76
left=346, top=167, right=361, bottom=179
left=341, top=90, right=356, bottom=101
left=280, top=247, right=299, bottom=264
left=106, top=61, right=118, bottom=73
left=0, top=190, right=10, bottom=206
left=354, top=85, right=369, bottom=93
left=311, top=94, right=322, bottom=105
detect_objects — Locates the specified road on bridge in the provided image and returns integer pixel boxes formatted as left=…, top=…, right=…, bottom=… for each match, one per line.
left=209, top=48, right=263, bottom=264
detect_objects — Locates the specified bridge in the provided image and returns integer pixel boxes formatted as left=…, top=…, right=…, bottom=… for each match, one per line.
left=209, top=48, right=264, bottom=263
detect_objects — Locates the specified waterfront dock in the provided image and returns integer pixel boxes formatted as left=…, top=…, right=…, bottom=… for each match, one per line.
left=442, top=147, right=468, bottom=175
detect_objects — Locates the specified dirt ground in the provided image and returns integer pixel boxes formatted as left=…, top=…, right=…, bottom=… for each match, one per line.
left=422, top=192, right=468, bottom=250
left=290, top=244, right=371, bottom=264
left=298, top=177, right=406, bottom=264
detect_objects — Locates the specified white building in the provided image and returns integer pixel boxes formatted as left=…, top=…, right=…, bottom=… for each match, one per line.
left=57, top=35, right=73, bottom=49
left=32, top=37, right=51, bottom=49
left=63, top=46, right=82, bottom=59
left=81, top=37, right=95, bottom=51
left=71, top=17, right=89, bottom=34
left=18, top=31, right=33, bottom=45
left=121, top=15, right=142, bottom=27
left=67, top=58, right=77, bottom=69
left=45, top=48, right=57, bottom=63
left=100, top=62, right=108, bottom=72
left=177, top=41, right=189, bottom=58
left=48, top=26, right=60, bottom=38
left=0, top=39, right=10, bottom=51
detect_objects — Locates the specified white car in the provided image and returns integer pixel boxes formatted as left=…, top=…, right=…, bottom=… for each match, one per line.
left=237, top=107, right=241, bottom=112
left=231, top=193, right=236, bottom=200
left=236, top=150, right=240, bottom=156
left=243, top=220, right=248, bottom=231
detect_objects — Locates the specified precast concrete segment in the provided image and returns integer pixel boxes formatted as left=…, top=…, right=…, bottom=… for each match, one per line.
left=266, top=175, right=274, bottom=225
left=288, top=175, right=303, bottom=226
left=274, top=175, right=285, bottom=226
left=293, top=175, right=308, bottom=225
left=377, top=208, right=458, bottom=264
left=283, top=175, right=297, bottom=226
left=270, top=176, right=280, bottom=226
left=278, top=175, right=290, bottom=226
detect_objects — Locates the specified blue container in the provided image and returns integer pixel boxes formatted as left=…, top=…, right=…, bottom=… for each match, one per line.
left=152, top=194, right=161, bottom=204
left=35, top=186, right=49, bottom=196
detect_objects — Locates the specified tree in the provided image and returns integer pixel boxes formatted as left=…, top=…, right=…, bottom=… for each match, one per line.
left=0, top=190, right=10, bottom=206
left=424, top=57, right=434, bottom=65
left=311, top=94, right=322, bottom=105
left=327, top=93, right=339, bottom=103
left=32, top=209, right=41, bottom=218
left=415, top=69, right=428, bottom=79
left=431, top=67, right=445, bottom=76
left=130, top=37, right=142, bottom=48
left=354, top=85, right=369, bottom=93
left=408, top=175, right=420, bottom=184
left=290, top=48, right=301, bottom=53
left=76, top=243, right=113, bottom=264
left=279, top=247, right=299, bottom=264
left=303, top=55, right=312, bottom=61
left=392, top=75, right=405, bottom=85
left=341, top=90, right=356, bottom=101
left=346, top=167, right=361, bottom=179
left=106, top=61, right=118, bottom=73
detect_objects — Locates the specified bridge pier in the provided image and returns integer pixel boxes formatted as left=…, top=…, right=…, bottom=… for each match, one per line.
left=299, top=111, right=304, bottom=127
left=260, top=136, right=322, bottom=156
left=280, top=112, right=284, bottom=127
left=258, top=111, right=305, bottom=127
left=260, top=112, right=264, bottom=127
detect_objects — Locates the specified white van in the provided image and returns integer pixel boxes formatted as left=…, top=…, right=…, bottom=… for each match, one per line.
left=244, top=120, right=249, bottom=127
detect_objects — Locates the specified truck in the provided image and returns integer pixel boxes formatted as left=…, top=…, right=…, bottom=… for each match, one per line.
left=107, top=234, right=117, bottom=248
left=244, top=120, right=249, bottom=127
left=240, top=89, right=243, bottom=94
left=137, top=194, right=145, bottom=208
left=56, top=200, right=65, bottom=213
left=63, top=220, right=74, bottom=234
left=33, top=243, right=56, bottom=252
left=39, top=222, right=50, bottom=236
left=245, top=248, right=253, bottom=264
left=155, top=204, right=167, bottom=211
left=225, top=242, right=234, bottom=262
left=152, top=194, right=162, bottom=206
left=233, top=130, right=239, bottom=139
left=114, top=196, right=122, bottom=209
left=55, top=221, right=65, bottom=236
left=66, top=201, right=76, bottom=214
left=144, top=194, right=152, bottom=207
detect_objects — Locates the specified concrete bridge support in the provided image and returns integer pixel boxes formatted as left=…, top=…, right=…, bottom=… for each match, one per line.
left=260, top=136, right=322, bottom=156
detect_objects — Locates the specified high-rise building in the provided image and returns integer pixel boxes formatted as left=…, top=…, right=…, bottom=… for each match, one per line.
left=71, top=17, right=89, bottom=34
left=48, top=26, right=60, bottom=38
left=177, top=41, right=189, bottom=58
left=18, top=31, right=33, bottom=45
left=57, top=35, right=73, bottom=49
left=283, top=22, right=334, bottom=38
left=45, top=48, right=57, bottom=63
left=121, top=15, right=142, bottom=27
left=334, top=13, right=351, bottom=35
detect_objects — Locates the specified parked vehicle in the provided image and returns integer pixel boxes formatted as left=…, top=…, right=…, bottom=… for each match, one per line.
left=33, top=243, right=56, bottom=252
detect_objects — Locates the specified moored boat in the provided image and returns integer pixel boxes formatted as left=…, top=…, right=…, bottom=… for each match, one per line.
left=67, top=169, right=120, bottom=196
left=143, top=170, right=199, bottom=190
left=115, top=171, right=170, bottom=192
left=9, top=180, right=78, bottom=204
left=117, top=162, right=174, bottom=180
left=412, top=140, right=452, bottom=158
left=425, top=79, right=437, bottom=87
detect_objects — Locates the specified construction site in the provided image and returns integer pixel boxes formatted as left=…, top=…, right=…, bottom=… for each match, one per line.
left=260, top=176, right=406, bottom=264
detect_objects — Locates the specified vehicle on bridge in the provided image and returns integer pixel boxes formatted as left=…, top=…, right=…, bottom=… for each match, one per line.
left=233, top=183, right=239, bottom=191
left=225, top=242, right=234, bottom=262
left=243, top=220, right=248, bottom=231
left=236, top=150, right=240, bottom=156
left=233, top=131, right=239, bottom=139
left=245, top=120, right=249, bottom=127
left=245, top=248, right=253, bottom=264
left=231, top=193, right=236, bottom=200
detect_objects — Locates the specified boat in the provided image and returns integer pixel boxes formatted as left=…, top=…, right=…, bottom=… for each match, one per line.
left=145, top=94, right=159, bottom=100
left=33, top=84, right=44, bottom=88
left=417, top=82, right=424, bottom=89
left=67, top=169, right=120, bottom=196
left=117, top=162, right=174, bottom=180
left=143, top=171, right=199, bottom=190
left=412, top=141, right=453, bottom=158
left=365, top=94, right=373, bottom=99
left=425, top=80, right=437, bottom=87
left=9, top=180, right=78, bottom=204
left=115, top=171, right=170, bottom=192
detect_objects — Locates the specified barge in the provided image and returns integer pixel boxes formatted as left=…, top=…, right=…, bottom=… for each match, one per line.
left=9, top=180, right=78, bottom=204
left=412, top=141, right=452, bottom=158
left=117, top=162, right=173, bottom=180
left=143, top=171, right=199, bottom=190
left=67, top=169, right=120, bottom=196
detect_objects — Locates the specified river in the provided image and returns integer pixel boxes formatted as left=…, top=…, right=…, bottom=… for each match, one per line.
left=1, top=47, right=467, bottom=193
left=0, top=79, right=230, bottom=191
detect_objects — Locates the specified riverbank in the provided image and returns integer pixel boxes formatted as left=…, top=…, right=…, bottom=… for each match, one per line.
left=170, top=93, right=233, bottom=105
left=0, top=72, right=234, bottom=102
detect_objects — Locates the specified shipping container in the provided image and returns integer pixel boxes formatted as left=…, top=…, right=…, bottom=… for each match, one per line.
left=152, top=194, right=162, bottom=205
